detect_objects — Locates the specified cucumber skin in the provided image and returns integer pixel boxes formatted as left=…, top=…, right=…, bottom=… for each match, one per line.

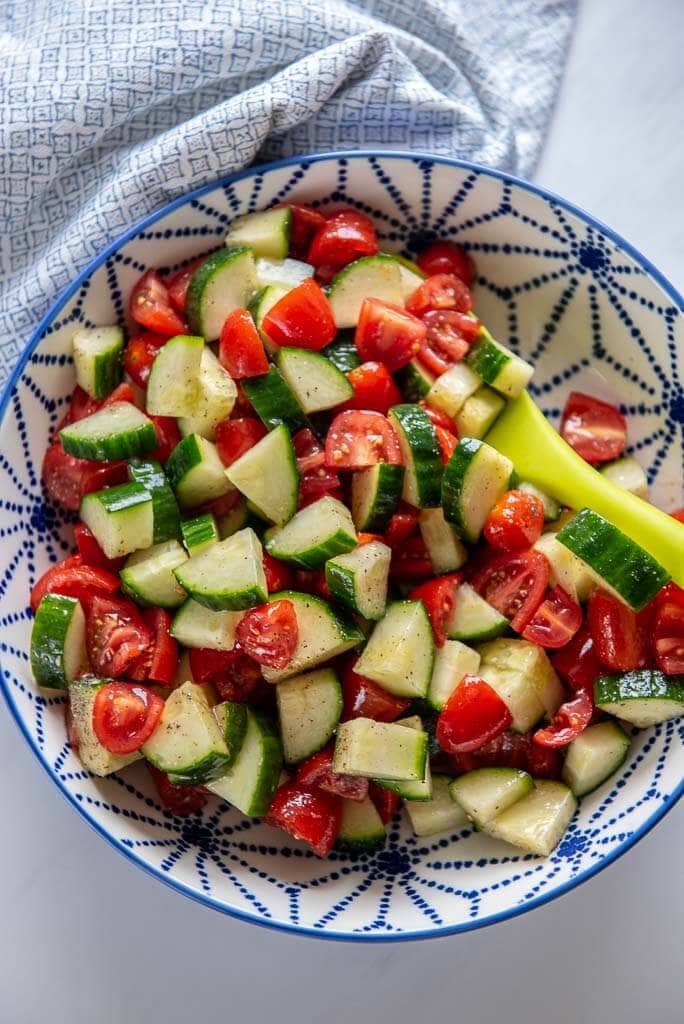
left=217, top=702, right=249, bottom=770
left=336, top=831, right=386, bottom=854
left=129, top=459, right=181, bottom=543
left=467, top=334, right=509, bottom=383
left=352, top=463, right=405, bottom=532
left=395, top=361, right=434, bottom=402
left=166, top=751, right=232, bottom=787
left=185, top=246, right=252, bottom=336
left=30, top=594, right=83, bottom=689
left=321, top=333, right=360, bottom=372
left=441, top=436, right=481, bottom=536
left=242, top=366, right=309, bottom=433
left=594, top=670, right=684, bottom=706
left=181, top=513, right=219, bottom=554
left=60, top=409, right=158, bottom=461
left=165, top=435, right=206, bottom=495
left=389, top=404, right=442, bottom=508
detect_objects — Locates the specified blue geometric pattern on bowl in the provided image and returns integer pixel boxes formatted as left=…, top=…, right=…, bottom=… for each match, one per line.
left=0, top=152, right=681, bottom=941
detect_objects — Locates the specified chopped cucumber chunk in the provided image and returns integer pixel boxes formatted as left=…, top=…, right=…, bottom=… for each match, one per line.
left=485, top=780, right=577, bottom=856
left=599, top=456, right=648, bottom=499
left=354, top=600, right=435, bottom=698
left=145, top=334, right=203, bottom=417
left=142, top=682, right=230, bottom=785
left=177, top=347, right=237, bottom=440
left=533, top=533, right=595, bottom=603
left=241, top=365, right=308, bottom=433
left=72, top=326, right=124, bottom=399
left=446, top=582, right=509, bottom=642
left=518, top=481, right=561, bottom=522
left=276, top=347, right=353, bottom=413
left=419, top=507, right=468, bottom=573
left=428, top=639, right=481, bottom=710
left=120, top=539, right=188, bottom=608
left=171, top=599, right=242, bottom=651
left=351, top=462, right=404, bottom=532
left=261, top=591, right=364, bottom=683
left=373, top=715, right=432, bottom=800
left=404, top=775, right=469, bottom=837
left=594, top=670, right=684, bottom=726
left=336, top=797, right=387, bottom=853
left=225, top=424, right=298, bottom=526
left=80, top=482, right=154, bottom=559
left=255, top=256, right=313, bottom=289
left=325, top=540, right=391, bottom=620
left=128, top=459, right=181, bottom=544
left=450, top=767, right=534, bottom=829
left=224, top=207, right=292, bottom=259
left=31, top=594, right=86, bottom=690
left=207, top=708, right=283, bottom=816
left=186, top=247, right=257, bottom=341
left=426, top=363, right=481, bottom=418
left=276, top=668, right=342, bottom=764
left=455, top=385, right=505, bottom=438
left=562, top=721, right=630, bottom=796
left=328, top=254, right=404, bottom=328
left=69, top=677, right=142, bottom=776
left=166, top=434, right=233, bottom=510
left=181, top=513, right=219, bottom=556
left=442, top=437, right=513, bottom=542
left=478, top=638, right=563, bottom=723
left=265, top=496, right=357, bottom=569
left=333, top=718, right=427, bottom=781
left=174, top=527, right=267, bottom=611
left=60, top=402, right=158, bottom=461
left=388, top=403, right=442, bottom=508
left=466, top=328, right=534, bottom=398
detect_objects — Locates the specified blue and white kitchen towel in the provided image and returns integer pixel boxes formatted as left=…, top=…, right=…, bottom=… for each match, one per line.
left=0, top=0, right=576, bottom=382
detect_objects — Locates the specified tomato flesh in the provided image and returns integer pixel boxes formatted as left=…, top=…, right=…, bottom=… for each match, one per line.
left=653, top=601, right=684, bottom=674
left=534, top=689, right=593, bottom=748
left=218, top=308, right=269, bottom=379
left=128, top=608, right=178, bottom=687
left=42, top=439, right=127, bottom=512
left=123, top=332, right=167, bottom=388
left=409, top=573, right=461, bottom=647
left=293, top=568, right=331, bottom=601
left=436, top=675, right=513, bottom=754
left=471, top=549, right=549, bottom=632
left=384, top=502, right=420, bottom=548
left=418, top=309, right=481, bottom=372
left=308, top=209, right=378, bottom=271
left=188, top=647, right=263, bottom=703
left=355, top=298, right=426, bottom=371
left=215, top=417, right=268, bottom=467
left=587, top=590, right=648, bottom=671
left=93, top=681, right=164, bottom=754
left=417, top=241, right=476, bottom=285
left=389, top=533, right=433, bottom=582
left=342, top=361, right=402, bottom=414
left=368, top=783, right=400, bottom=824
left=73, top=523, right=123, bottom=571
left=129, top=270, right=186, bottom=336
left=262, top=552, right=294, bottom=593
left=406, top=273, right=473, bottom=317
left=483, top=490, right=545, bottom=552
left=262, top=278, right=336, bottom=350
left=31, top=554, right=120, bottom=613
left=325, top=410, right=401, bottom=470
left=283, top=203, right=326, bottom=260
left=147, top=764, right=208, bottom=816
left=341, top=660, right=411, bottom=722
left=266, top=782, right=341, bottom=857
left=561, top=391, right=627, bottom=464
left=296, top=744, right=369, bottom=802
left=434, top=425, right=458, bottom=465
left=86, top=594, right=153, bottom=679
left=167, top=257, right=206, bottom=314
left=551, top=624, right=602, bottom=696
left=235, top=599, right=298, bottom=670
left=522, top=585, right=583, bottom=649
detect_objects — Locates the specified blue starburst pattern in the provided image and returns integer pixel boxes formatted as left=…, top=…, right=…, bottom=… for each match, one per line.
left=0, top=154, right=682, bottom=941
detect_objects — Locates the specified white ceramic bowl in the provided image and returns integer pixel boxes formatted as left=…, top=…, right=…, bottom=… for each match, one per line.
left=1, top=152, right=682, bottom=941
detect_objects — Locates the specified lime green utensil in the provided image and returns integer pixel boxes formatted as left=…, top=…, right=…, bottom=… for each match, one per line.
left=485, top=392, right=684, bottom=586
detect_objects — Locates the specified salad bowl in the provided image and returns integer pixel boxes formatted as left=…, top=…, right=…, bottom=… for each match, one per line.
left=1, top=151, right=682, bottom=940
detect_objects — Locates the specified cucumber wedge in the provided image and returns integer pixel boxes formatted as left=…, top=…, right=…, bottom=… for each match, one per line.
left=350, top=463, right=405, bottom=532
left=276, top=347, right=353, bottom=413
left=69, top=678, right=142, bottom=777
left=128, top=459, right=181, bottom=544
left=166, top=434, right=233, bottom=510
left=533, top=533, right=594, bottom=604
left=373, top=715, right=432, bottom=800
left=325, top=540, right=391, bottom=620
left=396, top=358, right=436, bottom=401
left=404, top=774, right=469, bottom=837
left=354, top=600, right=435, bottom=698
left=177, top=347, right=237, bottom=440
left=419, top=507, right=468, bottom=573
left=455, top=386, right=505, bottom=438
left=31, top=594, right=87, bottom=689
left=333, top=718, right=427, bottom=781
left=213, top=701, right=249, bottom=770
left=207, top=709, right=283, bottom=817
left=60, top=402, right=158, bottom=461
left=248, top=284, right=290, bottom=353
left=241, top=365, right=308, bottom=433
left=120, top=539, right=188, bottom=608
left=466, top=329, right=534, bottom=398
left=142, top=682, right=231, bottom=785
left=225, top=424, right=298, bottom=526
left=145, top=334, right=204, bottom=417
left=441, top=437, right=513, bottom=542
left=80, top=482, right=154, bottom=559
left=336, top=797, right=387, bottom=853
left=264, top=496, right=357, bottom=569
left=186, top=247, right=257, bottom=341
left=388, top=404, right=442, bottom=508
left=261, top=591, right=364, bottom=683
left=276, top=668, right=343, bottom=764
left=171, top=599, right=242, bottom=651
left=321, top=334, right=361, bottom=373
left=450, top=767, right=534, bottom=830
left=446, top=582, right=509, bottom=642
left=426, top=362, right=481, bottom=418
left=255, top=256, right=313, bottom=290
left=225, top=207, right=292, bottom=259
left=485, top=780, right=577, bottom=856
left=428, top=639, right=481, bottom=710
left=562, top=721, right=630, bottom=796
left=72, top=325, right=124, bottom=399
left=174, top=527, right=267, bottom=611
left=479, top=637, right=564, bottom=722
left=594, top=670, right=684, bottom=726
left=599, top=455, right=648, bottom=499
left=328, top=254, right=404, bottom=328
left=181, top=513, right=219, bottom=556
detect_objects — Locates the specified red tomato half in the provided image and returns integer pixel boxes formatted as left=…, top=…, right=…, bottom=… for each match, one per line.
left=325, top=410, right=401, bottom=470
left=92, top=682, right=164, bottom=754
left=416, top=241, right=476, bottom=285
left=123, top=332, right=167, bottom=388
left=343, top=361, right=402, bottom=414
left=148, top=415, right=181, bottom=465
left=42, top=439, right=127, bottom=512
left=266, top=782, right=342, bottom=857
left=293, top=427, right=340, bottom=504
left=551, top=624, right=603, bottom=696
left=587, top=590, right=648, bottom=671
left=561, top=391, right=627, bottom=464
left=341, top=660, right=411, bottom=722
left=73, top=522, right=123, bottom=571
left=308, top=209, right=378, bottom=271
left=129, top=270, right=186, bottom=336
left=653, top=601, right=684, bottom=674
left=671, top=508, right=684, bottom=524
left=384, top=502, right=420, bottom=548
left=522, top=585, right=583, bottom=649
left=293, top=568, right=331, bottom=601
left=369, top=784, right=400, bottom=825
left=533, top=689, right=593, bottom=748
left=215, top=417, right=268, bottom=467
left=262, top=552, right=294, bottom=593
left=471, top=549, right=549, bottom=632
left=417, top=309, right=481, bottom=374
left=147, top=764, right=208, bottom=816
left=63, top=385, right=100, bottom=425
left=409, top=573, right=461, bottom=647
left=235, top=599, right=298, bottom=670
left=389, top=534, right=433, bottom=582
left=128, top=608, right=178, bottom=687
left=262, top=278, right=336, bottom=351
left=86, top=594, right=153, bottom=679
left=436, top=675, right=512, bottom=754
left=296, top=744, right=369, bottom=802
left=421, top=403, right=457, bottom=433
left=405, top=273, right=473, bottom=317
left=434, top=425, right=458, bottom=465
left=188, top=647, right=263, bottom=703
left=282, top=203, right=326, bottom=260
left=483, top=490, right=545, bottom=552
left=355, top=298, right=426, bottom=371
left=218, top=308, right=269, bottom=378
left=167, top=257, right=206, bottom=314
left=31, top=554, right=120, bottom=613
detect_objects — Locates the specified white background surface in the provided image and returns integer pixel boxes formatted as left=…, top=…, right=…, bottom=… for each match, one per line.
left=1, top=1, right=682, bottom=1020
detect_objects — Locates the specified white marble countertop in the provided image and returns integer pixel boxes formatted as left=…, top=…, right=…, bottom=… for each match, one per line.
left=1, top=1, right=681, bottom=1020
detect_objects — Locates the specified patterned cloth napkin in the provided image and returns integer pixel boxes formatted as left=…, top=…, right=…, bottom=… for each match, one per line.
left=0, top=0, right=576, bottom=382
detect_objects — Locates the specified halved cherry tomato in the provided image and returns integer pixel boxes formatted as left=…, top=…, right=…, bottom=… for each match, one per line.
left=93, top=681, right=164, bottom=754
left=292, top=427, right=341, bottom=504
left=293, top=568, right=331, bottom=601
left=341, top=660, right=411, bottom=722
left=30, top=554, right=120, bottom=613
left=471, top=549, right=549, bottom=632
left=417, top=309, right=481, bottom=373
left=296, top=744, right=369, bottom=802
left=218, top=308, right=269, bottom=378
left=534, top=689, right=593, bottom=748
left=215, top=417, right=268, bottom=467
left=86, top=594, right=153, bottom=679
left=262, top=552, right=293, bottom=593
left=405, top=273, right=473, bottom=317
left=671, top=508, right=684, bottom=524
left=409, top=574, right=461, bottom=647
left=384, top=502, right=420, bottom=548
left=101, top=382, right=138, bottom=408
left=73, top=522, right=124, bottom=571
left=355, top=298, right=426, bottom=371
left=653, top=601, right=684, bottom=674
left=281, top=203, right=326, bottom=260
left=389, top=533, right=433, bottom=581
left=63, top=385, right=100, bottom=424
left=561, top=391, right=627, bottom=464
left=188, top=647, right=263, bottom=703
left=522, top=585, right=582, bottom=649
left=235, top=599, right=298, bottom=670
left=416, top=241, right=476, bottom=285
left=587, top=590, right=648, bottom=671
left=196, top=489, right=242, bottom=520
left=167, top=257, right=206, bottom=314
left=147, top=763, right=208, bottom=816
left=123, top=332, right=167, bottom=388
left=435, top=425, right=458, bottom=464
left=369, top=783, right=400, bottom=824
left=147, top=415, right=181, bottom=465
left=325, top=410, right=401, bottom=470
left=266, top=782, right=342, bottom=856
left=129, top=608, right=178, bottom=687
left=421, top=403, right=457, bottom=433
left=262, top=278, right=336, bottom=350
left=292, top=427, right=326, bottom=473
left=42, top=440, right=127, bottom=511
left=551, top=624, right=602, bottom=695
left=483, top=490, right=545, bottom=552
left=452, top=731, right=531, bottom=773
left=527, top=742, right=563, bottom=779
left=437, top=675, right=512, bottom=754
left=307, top=209, right=378, bottom=271
left=342, top=361, right=402, bottom=414
left=129, top=270, right=186, bottom=336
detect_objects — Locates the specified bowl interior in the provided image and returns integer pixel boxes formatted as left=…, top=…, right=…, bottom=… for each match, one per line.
left=1, top=153, right=682, bottom=939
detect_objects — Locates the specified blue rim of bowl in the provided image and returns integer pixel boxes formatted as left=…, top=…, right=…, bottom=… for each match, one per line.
left=1, top=149, right=682, bottom=942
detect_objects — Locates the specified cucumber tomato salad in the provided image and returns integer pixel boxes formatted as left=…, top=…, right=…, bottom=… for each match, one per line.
left=31, top=204, right=684, bottom=858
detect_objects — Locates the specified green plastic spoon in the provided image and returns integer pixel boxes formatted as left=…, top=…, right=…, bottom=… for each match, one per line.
left=485, top=391, right=684, bottom=586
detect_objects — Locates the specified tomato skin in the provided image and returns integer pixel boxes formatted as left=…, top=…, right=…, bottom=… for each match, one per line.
left=389, top=533, right=433, bottom=582
left=148, top=415, right=181, bottom=464
left=417, top=241, right=476, bottom=285
left=147, top=764, right=208, bottom=816
left=653, top=601, right=684, bottom=674
left=73, top=522, right=124, bottom=571
left=405, top=273, right=473, bottom=317
left=355, top=298, right=426, bottom=371
left=409, top=574, right=461, bottom=647
left=654, top=582, right=684, bottom=609
left=218, top=308, right=269, bottom=378
left=561, top=391, right=627, bottom=464
left=282, top=203, right=326, bottom=259
left=384, top=503, right=420, bottom=549
left=450, top=731, right=531, bottom=775
left=266, top=782, right=342, bottom=857
left=296, top=744, right=369, bottom=802
left=421, top=403, right=457, bottom=433
left=527, top=742, right=563, bottom=779
left=534, top=689, right=593, bottom=748
left=522, top=585, right=583, bottom=649
left=85, top=594, right=153, bottom=679
left=587, top=590, right=648, bottom=671
left=129, top=270, right=186, bottom=336
left=325, top=410, right=401, bottom=470
left=471, top=549, right=550, bottom=632
left=262, top=278, right=336, bottom=351
left=128, top=608, right=178, bottom=687
left=64, top=385, right=100, bottom=425
left=418, top=309, right=481, bottom=371
left=342, top=361, right=402, bottom=414
left=369, top=783, right=400, bottom=824
left=341, top=660, right=411, bottom=722
left=188, top=647, right=263, bottom=703
left=293, top=568, right=331, bottom=601
left=551, top=624, right=602, bottom=695
left=235, top=599, right=298, bottom=670
left=483, top=490, right=545, bottom=552
left=308, top=209, right=378, bottom=270
left=167, top=257, right=206, bottom=314
left=671, top=508, right=684, bottom=524
left=215, top=417, right=268, bottom=467
left=31, top=554, right=120, bottom=613
left=435, top=425, right=458, bottom=464
left=262, top=552, right=294, bottom=593
left=437, top=675, right=513, bottom=754
left=92, top=682, right=164, bottom=754
left=123, top=332, right=167, bottom=388
left=42, top=439, right=127, bottom=512
left=292, top=427, right=341, bottom=505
